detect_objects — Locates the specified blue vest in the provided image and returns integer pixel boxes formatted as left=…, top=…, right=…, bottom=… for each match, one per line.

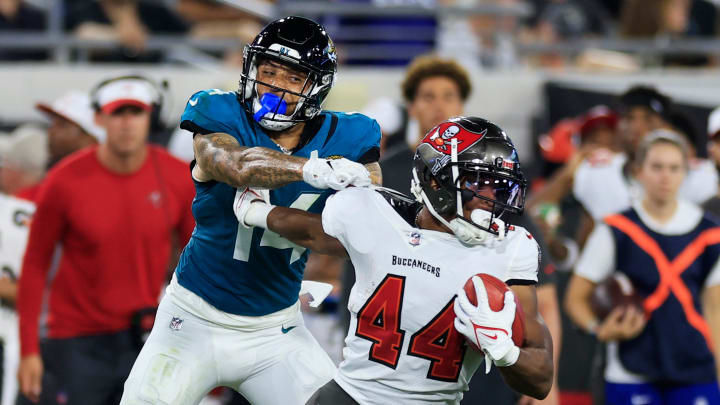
left=606, top=208, right=720, bottom=384
left=176, top=89, right=381, bottom=316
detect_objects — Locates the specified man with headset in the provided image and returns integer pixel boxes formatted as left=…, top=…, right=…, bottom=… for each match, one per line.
left=16, top=75, right=196, bottom=405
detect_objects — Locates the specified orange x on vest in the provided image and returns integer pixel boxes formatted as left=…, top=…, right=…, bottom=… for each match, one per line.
left=605, top=214, right=720, bottom=350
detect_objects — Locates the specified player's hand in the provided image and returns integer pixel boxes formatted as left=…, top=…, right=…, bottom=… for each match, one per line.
left=233, top=187, right=267, bottom=227
left=302, top=150, right=371, bottom=190
left=454, top=276, right=519, bottom=372
left=596, top=305, right=646, bottom=342
left=233, top=187, right=273, bottom=229
left=18, top=354, right=43, bottom=403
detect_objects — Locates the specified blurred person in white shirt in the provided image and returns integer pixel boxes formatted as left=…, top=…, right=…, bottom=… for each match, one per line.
left=0, top=133, right=37, bottom=405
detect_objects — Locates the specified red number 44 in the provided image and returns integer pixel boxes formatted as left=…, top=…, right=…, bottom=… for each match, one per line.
left=355, top=274, right=467, bottom=382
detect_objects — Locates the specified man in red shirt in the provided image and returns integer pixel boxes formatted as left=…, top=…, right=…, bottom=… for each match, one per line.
left=16, top=76, right=195, bottom=405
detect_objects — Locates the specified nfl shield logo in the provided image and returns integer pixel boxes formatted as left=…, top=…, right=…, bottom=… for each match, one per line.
left=169, top=317, right=184, bottom=331
left=409, top=231, right=421, bottom=246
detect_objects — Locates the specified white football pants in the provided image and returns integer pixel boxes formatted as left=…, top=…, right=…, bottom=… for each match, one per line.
left=120, top=276, right=336, bottom=405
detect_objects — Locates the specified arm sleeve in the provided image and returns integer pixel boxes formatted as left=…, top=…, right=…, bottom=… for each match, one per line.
left=17, top=176, right=67, bottom=356
left=574, top=223, right=615, bottom=283
left=507, top=232, right=540, bottom=285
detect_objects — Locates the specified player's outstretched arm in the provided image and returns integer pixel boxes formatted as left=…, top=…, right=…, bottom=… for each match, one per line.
left=193, top=132, right=306, bottom=189
left=266, top=207, right=349, bottom=258
left=496, top=285, right=554, bottom=399
left=235, top=188, right=348, bottom=257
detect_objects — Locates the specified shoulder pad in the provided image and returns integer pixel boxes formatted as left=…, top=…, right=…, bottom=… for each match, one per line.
left=374, top=187, right=421, bottom=226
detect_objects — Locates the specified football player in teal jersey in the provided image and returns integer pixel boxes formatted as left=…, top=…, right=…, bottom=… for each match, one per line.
left=120, top=17, right=382, bottom=405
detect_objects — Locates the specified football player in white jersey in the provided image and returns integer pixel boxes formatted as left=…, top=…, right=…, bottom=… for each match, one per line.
left=0, top=193, right=35, bottom=405
left=236, top=117, right=554, bottom=404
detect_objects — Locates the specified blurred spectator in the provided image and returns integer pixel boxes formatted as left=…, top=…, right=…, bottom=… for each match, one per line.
left=36, top=90, right=106, bottom=168
left=174, top=0, right=267, bottom=43
left=566, top=131, right=720, bottom=404
left=620, top=0, right=717, bottom=39
left=16, top=76, right=195, bottom=405
left=619, top=0, right=717, bottom=66
left=572, top=86, right=671, bottom=221
left=11, top=91, right=107, bottom=203
left=0, top=0, right=47, bottom=60
left=527, top=0, right=612, bottom=40
left=528, top=106, right=620, bottom=405
left=617, top=86, right=672, bottom=154
left=0, top=189, right=34, bottom=405
left=531, top=105, right=620, bottom=266
left=66, top=0, right=189, bottom=62
left=0, top=125, right=47, bottom=197
left=380, top=54, right=471, bottom=196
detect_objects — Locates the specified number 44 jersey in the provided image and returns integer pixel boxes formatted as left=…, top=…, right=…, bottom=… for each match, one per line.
left=322, top=187, right=539, bottom=404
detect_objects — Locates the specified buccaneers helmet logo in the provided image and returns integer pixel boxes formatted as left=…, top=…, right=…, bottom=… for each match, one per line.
left=423, top=123, right=487, bottom=154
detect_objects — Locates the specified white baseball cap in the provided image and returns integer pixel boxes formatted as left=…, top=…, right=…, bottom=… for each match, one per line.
left=36, top=91, right=106, bottom=142
left=94, top=78, right=156, bottom=115
left=709, top=106, right=720, bottom=139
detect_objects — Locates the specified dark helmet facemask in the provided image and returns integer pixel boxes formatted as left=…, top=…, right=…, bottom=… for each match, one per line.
left=243, top=53, right=331, bottom=131
left=238, top=17, right=338, bottom=132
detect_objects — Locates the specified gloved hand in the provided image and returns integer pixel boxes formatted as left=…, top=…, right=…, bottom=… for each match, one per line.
left=454, top=276, right=520, bottom=373
left=233, top=187, right=272, bottom=228
left=448, top=209, right=506, bottom=246
left=302, top=150, right=371, bottom=190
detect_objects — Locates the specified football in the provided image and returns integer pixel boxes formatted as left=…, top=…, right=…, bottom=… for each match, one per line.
left=590, top=272, right=644, bottom=320
left=463, top=273, right=525, bottom=347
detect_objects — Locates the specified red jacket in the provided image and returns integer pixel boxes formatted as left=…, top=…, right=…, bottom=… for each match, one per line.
left=18, top=145, right=195, bottom=356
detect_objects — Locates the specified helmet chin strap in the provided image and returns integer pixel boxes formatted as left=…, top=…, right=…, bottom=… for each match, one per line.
left=410, top=177, right=505, bottom=247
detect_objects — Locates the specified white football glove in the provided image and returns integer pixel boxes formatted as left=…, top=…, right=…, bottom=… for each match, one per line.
left=454, top=276, right=520, bottom=373
left=233, top=187, right=273, bottom=229
left=449, top=209, right=506, bottom=246
left=302, top=150, right=371, bottom=190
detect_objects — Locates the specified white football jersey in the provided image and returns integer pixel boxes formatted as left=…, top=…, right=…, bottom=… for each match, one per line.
left=322, top=187, right=539, bottom=404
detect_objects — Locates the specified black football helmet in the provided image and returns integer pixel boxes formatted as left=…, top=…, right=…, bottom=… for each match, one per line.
left=411, top=116, right=527, bottom=236
left=239, top=16, right=338, bottom=131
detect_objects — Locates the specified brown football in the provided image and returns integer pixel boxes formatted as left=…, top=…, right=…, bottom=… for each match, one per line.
left=463, top=273, right=525, bottom=347
left=590, top=273, right=644, bottom=320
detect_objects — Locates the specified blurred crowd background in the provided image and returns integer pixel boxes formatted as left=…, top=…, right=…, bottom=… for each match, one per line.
left=3, top=1, right=720, bottom=405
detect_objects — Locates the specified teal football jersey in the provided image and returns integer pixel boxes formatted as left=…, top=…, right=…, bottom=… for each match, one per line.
left=177, top=89, right=381, bottom=316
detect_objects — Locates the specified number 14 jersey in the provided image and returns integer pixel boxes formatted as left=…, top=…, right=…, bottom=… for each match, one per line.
left=321, top=187, right=539, bottom=404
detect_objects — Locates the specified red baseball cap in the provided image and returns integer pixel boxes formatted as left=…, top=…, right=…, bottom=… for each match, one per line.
left=579, top=105, right=618, bottom=138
